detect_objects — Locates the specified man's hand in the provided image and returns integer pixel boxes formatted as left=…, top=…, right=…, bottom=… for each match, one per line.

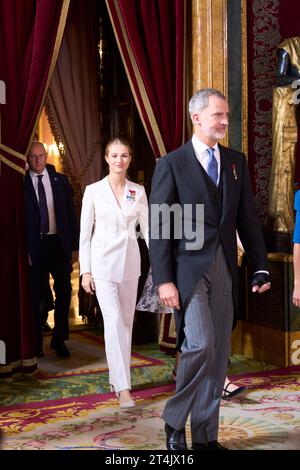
left=251, top=272, right=271, bottom=294
left=158, top=282, right=180, bottom=310
left=81, top=273, right=95, bottom=295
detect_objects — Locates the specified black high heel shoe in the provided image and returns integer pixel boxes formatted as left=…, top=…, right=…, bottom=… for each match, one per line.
left=222, top=382, right=246, bottom=400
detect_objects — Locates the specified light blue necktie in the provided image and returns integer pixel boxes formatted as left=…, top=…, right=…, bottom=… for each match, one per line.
left=206, top=147, right=218, bottom=185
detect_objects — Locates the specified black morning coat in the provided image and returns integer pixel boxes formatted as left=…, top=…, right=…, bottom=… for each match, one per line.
left=149, top=140, right=268, bottom=343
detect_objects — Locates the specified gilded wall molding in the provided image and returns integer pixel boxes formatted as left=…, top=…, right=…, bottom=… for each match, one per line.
left=192, top=0, right=228, bottom=145
left=192, top=0, right=227, bottom=95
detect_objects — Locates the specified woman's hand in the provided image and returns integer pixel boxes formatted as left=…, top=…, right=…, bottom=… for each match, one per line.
left=81, top=273, right=96, bottom=295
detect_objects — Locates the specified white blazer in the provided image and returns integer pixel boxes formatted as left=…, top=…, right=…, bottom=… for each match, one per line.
left=79, top=176, right=149, bottom=283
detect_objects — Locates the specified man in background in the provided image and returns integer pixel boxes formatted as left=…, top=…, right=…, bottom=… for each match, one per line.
left=25, top=142, right=78, bottom=357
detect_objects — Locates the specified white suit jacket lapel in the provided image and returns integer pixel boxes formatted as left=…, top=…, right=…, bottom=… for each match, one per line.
left=103, top=176, right=126, bottom=223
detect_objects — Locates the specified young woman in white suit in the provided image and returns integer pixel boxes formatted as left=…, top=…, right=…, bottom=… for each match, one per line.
left=79, top=138, right=149, bottom=408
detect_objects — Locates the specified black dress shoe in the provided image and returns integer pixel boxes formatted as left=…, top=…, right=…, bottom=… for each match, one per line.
left=192, top=440, right=228, bottom=450
left=165, top=422, right=187, bottom=450
left=50, top=339, right=71, bottom=358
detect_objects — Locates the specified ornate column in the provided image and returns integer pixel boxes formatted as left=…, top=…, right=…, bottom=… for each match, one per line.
left=192, top=0, right=227, bottom=94
left=192, top=0, right=228, bottom=144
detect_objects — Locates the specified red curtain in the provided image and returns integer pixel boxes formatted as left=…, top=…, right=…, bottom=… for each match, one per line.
left=0, top=0, right=69, bottom=377
left=106, top=0, right=187, bottom=157
left=106, top=0, right=187, bottom=353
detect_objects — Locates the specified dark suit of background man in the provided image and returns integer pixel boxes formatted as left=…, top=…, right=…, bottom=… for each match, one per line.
left=149, top=88, right=271, bottom=450
left=25, top=142, right=78, bottom=358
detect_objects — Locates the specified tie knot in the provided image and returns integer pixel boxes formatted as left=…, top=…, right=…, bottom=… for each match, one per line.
left=207, top=147, right=215, bottom=158
left=37, top=174, right=43, bottom=180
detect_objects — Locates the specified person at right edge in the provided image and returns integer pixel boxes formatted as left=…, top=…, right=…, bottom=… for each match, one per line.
left=149, top=88, right=271, bottom=450
left=292, top=189, right=300, bottom=307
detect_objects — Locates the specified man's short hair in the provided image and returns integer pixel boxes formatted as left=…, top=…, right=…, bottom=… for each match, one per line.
left=188, top=88, right=226, bottom=119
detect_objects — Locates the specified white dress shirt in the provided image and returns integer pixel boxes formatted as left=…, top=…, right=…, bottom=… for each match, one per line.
left=29, top=169, right=57, bottom=234
left=191, top=134, right=221, bottom=185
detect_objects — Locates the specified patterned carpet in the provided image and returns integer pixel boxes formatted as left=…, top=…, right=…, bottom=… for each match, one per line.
left=1, top=329, right=300, bottom=450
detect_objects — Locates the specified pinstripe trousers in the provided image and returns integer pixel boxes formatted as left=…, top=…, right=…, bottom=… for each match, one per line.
left=162, top=244, right=234, bottom=444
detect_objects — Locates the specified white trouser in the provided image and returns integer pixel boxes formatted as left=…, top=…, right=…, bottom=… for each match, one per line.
left=94, top=278, right=139, bottom=393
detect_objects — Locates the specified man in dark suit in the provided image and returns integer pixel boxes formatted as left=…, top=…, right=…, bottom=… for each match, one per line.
left=149, top=89, right=271, bottom=450
left=25, top=142, right=78, bottom=358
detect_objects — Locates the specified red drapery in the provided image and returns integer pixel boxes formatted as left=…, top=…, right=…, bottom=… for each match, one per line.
left=45, top=0, right=102, bottom=193
left=0, top=0, right=69, bottom=377
left=106, top=0, right=187, bottom=352
left=106, top=0, right=187, bottom=157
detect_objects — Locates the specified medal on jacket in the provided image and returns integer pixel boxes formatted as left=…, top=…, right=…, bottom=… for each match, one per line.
left=127, top=189, right=136, bottom=201
left=232, top=163, right=238, bottom=180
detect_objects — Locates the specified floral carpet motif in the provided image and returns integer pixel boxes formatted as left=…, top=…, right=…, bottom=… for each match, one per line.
left=0, top=385, right=174, bottom=450
left=0, top=331, right=175, bottom=407
left=219, top=366, right=300, bottom=450
left=1, top=365, right=300, bottom=450
left=1, top=332, right=300, bottom=450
